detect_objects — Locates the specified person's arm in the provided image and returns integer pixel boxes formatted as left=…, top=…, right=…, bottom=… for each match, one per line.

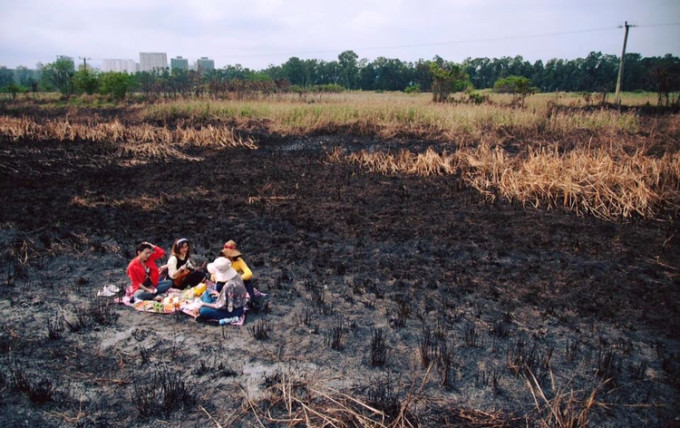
left=138, top=282, right=157, bottom=293
left=126, top=263, right=144, bottom=290
left=201, top=287, right=226, bottom=309
left=234, top=258, right=253, bottom=281
left=148, top=245, right=165, bottom=262
left=185, top=258, right=197, bottom=270
left=166, top=256, right=179, bottom=279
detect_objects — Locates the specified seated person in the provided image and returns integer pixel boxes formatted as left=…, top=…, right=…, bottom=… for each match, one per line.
left=126, top=242, right=173, bottom=301
left=167, top=238, right=205, bottom=289
left=198, top=257, right=250, bottom=323
left=221, top=240, right=267, bottom=308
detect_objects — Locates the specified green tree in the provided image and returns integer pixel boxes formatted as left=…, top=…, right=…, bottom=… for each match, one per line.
left=0, top=66, right=13, bottom=88
left=531, top=60, right=544, bottom=91
left=649, top=55, right=680, bottom=106
left=373, top=57, right=409, bottom=91
left=14, top=66, right=34, bottom=86
left=493, top=75, right=537, bottom=107
left=4, top=82, right=22, bottom=100
left=73, top=67, right=99, bottom=95
left=430, top=63, right=469, bottom=102
left=41, top=58, right=75, bottom=94
left=281, top=57, right=309, bottom=86
left=413, top=59, right=433, bottom=91
left=135, top=71, right=155, bottom=95
left=358, top=59, right=376, bottom=90
left=100, top=72, right=132, bottom=101
left=338, top=50, right=359, bottom=89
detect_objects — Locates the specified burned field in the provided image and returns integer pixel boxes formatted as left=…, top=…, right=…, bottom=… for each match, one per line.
left=0, top=104, right=679, bottom=427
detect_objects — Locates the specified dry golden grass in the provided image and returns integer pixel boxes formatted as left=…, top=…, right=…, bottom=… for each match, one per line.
left=328, top=147, right=459, bottom=176
left=241, top=366, right=515, bottom=428
left=3, top=91, right=679, bottom=221
left=525, top=370, right=607, bottom=428
left=330, top=144, right=680, bottom=221
left=142, top=92, right=650, bottom=141
left=463, top=145, right=680, bottom=220
left=0, top=116, right=257, bottom=161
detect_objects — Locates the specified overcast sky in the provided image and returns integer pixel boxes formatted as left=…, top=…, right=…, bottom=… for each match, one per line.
left=1, top=0, right=678, bottom=70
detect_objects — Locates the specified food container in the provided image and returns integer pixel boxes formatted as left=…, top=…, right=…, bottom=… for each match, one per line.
left=194, top=282, right=207, bottom=297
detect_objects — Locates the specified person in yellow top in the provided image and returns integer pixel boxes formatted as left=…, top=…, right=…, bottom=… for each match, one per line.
left=220, top=240, right=267, bottom=309
left=221, top=240, right=252, bottom=281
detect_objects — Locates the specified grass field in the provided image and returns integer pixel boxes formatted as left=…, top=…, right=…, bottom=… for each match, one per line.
left=2, top=90, right=678, bottom=221
left=1, top=90, right=679, bottom=426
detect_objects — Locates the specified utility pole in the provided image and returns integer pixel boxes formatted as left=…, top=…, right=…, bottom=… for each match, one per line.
left=614, top=21, right=635, bottom=105
left=78, top=56, right=92, bottom=70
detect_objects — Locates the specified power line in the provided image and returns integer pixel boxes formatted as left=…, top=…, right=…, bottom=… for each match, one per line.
left=52, top=23, right=680, bottom=66
left=225, top=26, right=623, bottom=59
left=635, top=22, right=680, bottom=28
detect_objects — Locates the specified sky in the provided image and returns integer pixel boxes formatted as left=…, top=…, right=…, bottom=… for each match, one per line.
left=0, top=0, right=679, bottom=70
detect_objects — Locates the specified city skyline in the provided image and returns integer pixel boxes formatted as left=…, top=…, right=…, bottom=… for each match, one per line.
left=52, top=53, right=215, bottom=74
left=1, top=0, right=679, bottom=71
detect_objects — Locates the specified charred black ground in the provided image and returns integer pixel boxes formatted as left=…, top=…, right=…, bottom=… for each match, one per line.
left=0, top=111, right=678, bottom=427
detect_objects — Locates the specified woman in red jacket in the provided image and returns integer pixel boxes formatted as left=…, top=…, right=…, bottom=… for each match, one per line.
left=126, top=241, right=173, bottom=301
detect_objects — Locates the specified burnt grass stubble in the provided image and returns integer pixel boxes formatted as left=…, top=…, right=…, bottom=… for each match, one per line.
left=0, top=113, right=679, bottom=427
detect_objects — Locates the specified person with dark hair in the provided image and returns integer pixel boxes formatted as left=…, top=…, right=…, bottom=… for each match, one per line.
left=126, top=241, right=173, bottom=301
left=167, top=238, right=205, bottom=289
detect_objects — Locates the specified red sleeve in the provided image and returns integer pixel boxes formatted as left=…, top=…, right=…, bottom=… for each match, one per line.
left=126, top=261, right=145, bottom=288
left=149, top=245, right=165, bottom=262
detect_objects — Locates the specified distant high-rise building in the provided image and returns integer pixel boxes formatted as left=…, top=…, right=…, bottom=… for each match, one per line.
left=171, top=56, right=189, bottom=71
left=139, top=52, right=167, bottom=72
left=195, top=57, right=215, bottom=74
left=102, top=59, right=138, bottom=74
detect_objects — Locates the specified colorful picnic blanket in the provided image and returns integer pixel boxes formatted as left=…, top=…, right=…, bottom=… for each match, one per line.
left=114, top=282, right=247, bottom=326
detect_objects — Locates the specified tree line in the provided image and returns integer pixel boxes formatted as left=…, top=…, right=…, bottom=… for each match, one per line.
left=1, top=50, right=679, bottom=103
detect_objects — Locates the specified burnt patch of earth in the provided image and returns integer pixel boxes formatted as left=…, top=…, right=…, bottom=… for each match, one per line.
left=0, top=133, right=678, bottom=427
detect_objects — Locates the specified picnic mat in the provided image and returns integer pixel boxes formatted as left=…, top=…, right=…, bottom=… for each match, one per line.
left=114, top=282, right=247, bottom=326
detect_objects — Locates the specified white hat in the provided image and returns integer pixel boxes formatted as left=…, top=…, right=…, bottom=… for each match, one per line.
left=207, top=257, right=239, bottom=282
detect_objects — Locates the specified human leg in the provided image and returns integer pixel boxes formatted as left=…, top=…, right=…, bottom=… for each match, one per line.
left=134, top=290, right=158, bottom=301
left=198, top=305, right=245, bottom=321
left=244, top=279, right=268, bottom=310
left=244, top=280, right=255, bottom=300
left=201, top=291, right=216, bottom=303
left=156, top=279, right=173, bottom=293
left=185, top=270, right=206, bottom=288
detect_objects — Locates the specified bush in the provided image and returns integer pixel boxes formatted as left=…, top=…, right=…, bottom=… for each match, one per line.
left=404, top=84, right=421, bottom=94
left=430, top=63, right=470, bottom=102
left=493, top=76, right=532, bottom=93
left=100, top=72, right=134, bottom=101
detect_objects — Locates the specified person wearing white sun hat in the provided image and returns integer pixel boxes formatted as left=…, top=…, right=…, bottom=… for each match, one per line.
left=197, top=257, right=250, bottom=322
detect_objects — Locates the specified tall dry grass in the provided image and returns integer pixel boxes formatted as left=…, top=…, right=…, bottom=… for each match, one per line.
left=0, top=116, right=257, bottom=160
left=524, top=370, right=608, bottom=428
left=330, top=144, right=680, bottom=221
left=142, top=92, right=646, bottom=141
left=3, top=91, right=678, bottom=220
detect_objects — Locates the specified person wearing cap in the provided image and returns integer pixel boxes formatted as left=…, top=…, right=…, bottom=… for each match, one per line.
left=126, top=241, right=173, bottom=302
left=220, top=240, right=268, bottom=309
left=197, top=257, right=250, bottom=323
left=167, top=238, right=205, bottom=289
